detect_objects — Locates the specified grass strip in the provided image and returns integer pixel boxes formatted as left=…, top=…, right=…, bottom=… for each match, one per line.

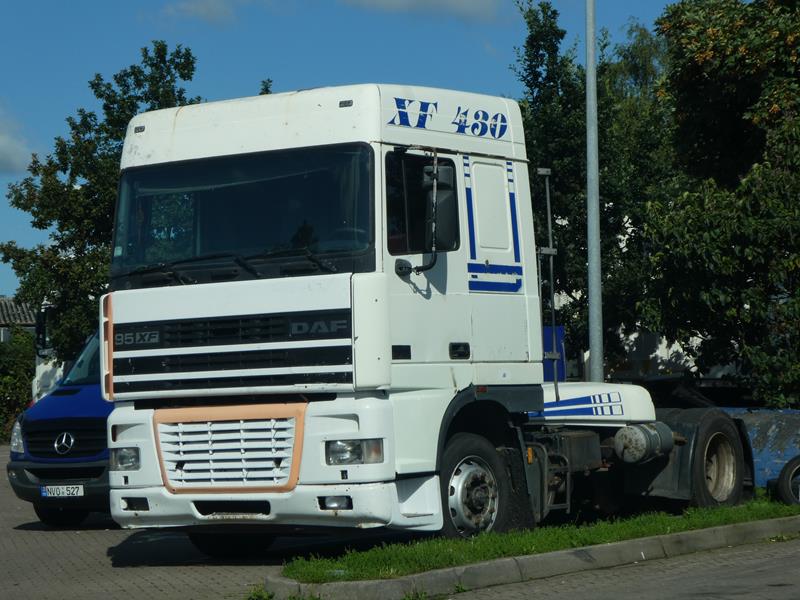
left=282, top=498, right=800, bottom=583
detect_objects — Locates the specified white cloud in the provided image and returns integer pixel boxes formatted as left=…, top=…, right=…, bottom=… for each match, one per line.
left=340, top=0, right=502, bottom=21
left=162, top=0, right=242, bottom=24
left=0, top=111, right=30, bottom=175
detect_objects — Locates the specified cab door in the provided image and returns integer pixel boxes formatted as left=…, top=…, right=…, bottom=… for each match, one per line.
left=462, top=155, right=529, bottom=362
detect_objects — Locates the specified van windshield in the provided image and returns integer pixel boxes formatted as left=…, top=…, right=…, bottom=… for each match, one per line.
left=111, top=143, right=373, bottom=288
left=62, top=333, right=100, bottom=386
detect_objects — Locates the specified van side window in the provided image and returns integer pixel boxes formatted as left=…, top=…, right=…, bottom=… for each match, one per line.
left=385, top=152, right=459, bottom=256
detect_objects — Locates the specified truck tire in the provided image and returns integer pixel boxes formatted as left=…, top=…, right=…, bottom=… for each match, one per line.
left=690, top=411, right=744, bottom=507
left=187, top=532, right=275, bottom=559
left=776, top=455, right=800, bottom=505
left=33, top=504, right=89, bottom=528
left=439, top=432, right=527, bottom=538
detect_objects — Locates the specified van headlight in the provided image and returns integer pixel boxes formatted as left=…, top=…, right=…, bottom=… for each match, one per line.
left=325, top=439, right=383, bottom=465
left=110, top=447, right=140, bottom=471
left=10, top=420, right=24, bottom=454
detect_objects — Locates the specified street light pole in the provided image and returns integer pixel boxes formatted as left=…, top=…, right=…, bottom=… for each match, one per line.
left=586, top=0, right=604, bottom=382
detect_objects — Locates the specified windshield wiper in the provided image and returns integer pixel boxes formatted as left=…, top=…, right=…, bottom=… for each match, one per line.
left=246, top=247, right=338, bottom=273
left=170, top=252, right=262, bottom=279
left=116, top=252, right=263, bottom=282
left=114, top=262, right=194, bottom=285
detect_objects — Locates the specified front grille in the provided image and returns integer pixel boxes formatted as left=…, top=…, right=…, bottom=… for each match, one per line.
left=114, top=346, right=351, bottom=376
left=158, top=418, right=296, bottom=489
left=112, top=308, right=354, bottom=395
left=114, top=309, right=351, bottom=350
left=26, top=466, right=106, bottom=481
left=24, top=419, right=106, bottom=459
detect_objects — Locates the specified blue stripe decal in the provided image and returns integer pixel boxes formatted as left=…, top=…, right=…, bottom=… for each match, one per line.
left=464, top=156, right=477, bottom=260
left=509, top=191, right=521, bottom=263
left=507, top=161, right=521, bottom=263
left=528, top=392, right=625, bottom=418
left=465, top=187, right=477, bottom=260
left=468, top=263, right=523, bottom=275
left=528, top=407, right=595, bottom=418
left=468, top=279, right=522, bottom=293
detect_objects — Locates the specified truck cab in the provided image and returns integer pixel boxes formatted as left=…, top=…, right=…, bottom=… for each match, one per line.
left=101, top=85, right=744, bottom=552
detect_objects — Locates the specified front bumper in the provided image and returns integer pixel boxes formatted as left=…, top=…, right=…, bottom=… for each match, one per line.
left=111, top=481, right=396, bottom=529
left=6, top=459, right=110, bottom=512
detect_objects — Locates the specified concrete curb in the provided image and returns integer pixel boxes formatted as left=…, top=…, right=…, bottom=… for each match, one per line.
left=263, top=515, right=800, bottom=599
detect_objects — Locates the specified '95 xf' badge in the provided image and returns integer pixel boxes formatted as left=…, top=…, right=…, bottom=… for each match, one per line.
left=114, top=330, right=160, bottom=348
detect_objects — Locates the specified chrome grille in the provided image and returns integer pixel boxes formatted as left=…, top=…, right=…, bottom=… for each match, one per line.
left=157, top=418, right=295, bottom=489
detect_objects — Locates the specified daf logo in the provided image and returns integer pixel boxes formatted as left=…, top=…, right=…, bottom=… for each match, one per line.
left=290, top=320, right=349, bottom=336
left=54, top=432, right=75, bottom=455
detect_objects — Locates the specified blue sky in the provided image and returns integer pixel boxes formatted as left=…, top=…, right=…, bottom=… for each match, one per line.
left=0, top=0, right=669, bottom=296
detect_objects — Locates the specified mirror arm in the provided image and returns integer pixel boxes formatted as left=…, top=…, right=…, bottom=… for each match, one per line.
left=410, top=150, right=439, bottom=275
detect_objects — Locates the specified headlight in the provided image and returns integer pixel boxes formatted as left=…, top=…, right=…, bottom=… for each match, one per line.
left=10, top=420, right=24, bottom=454
left=110, top=447, right=140, bottom=471
left=325, top=439, right=383, bottom=465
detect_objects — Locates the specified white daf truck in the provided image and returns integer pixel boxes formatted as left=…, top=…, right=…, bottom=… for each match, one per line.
left=101, top=85, right=748, bottom=556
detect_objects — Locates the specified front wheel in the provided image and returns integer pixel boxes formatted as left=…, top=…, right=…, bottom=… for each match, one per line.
left=439, top=432, right=528, bottom=538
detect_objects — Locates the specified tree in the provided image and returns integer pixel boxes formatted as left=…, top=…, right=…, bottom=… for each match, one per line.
left=642, top=0, right=800, bottom=406
left=0, top=328, right=35, bottom=439
left=515, top=1, right=674, bottom=371
left=658, top=0, right=800, bottom=187
left=1, top=41, right=201, bottom=359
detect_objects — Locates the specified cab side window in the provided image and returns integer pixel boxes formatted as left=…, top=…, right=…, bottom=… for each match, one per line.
left=385, top=152, right=459, bottom=255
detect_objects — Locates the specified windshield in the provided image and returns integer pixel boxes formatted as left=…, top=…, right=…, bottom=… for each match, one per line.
left=111, top=143, right=373, bottom=287
left=62, top=333, right=100, bottom=386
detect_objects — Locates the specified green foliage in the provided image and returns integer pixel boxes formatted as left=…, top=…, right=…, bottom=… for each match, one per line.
left=0, top=328, right=35, bottom=440
left=642, top=0, right=800, bottom=405
left=0, top=41, right=200, bottom=359
left=515, top=2, right=673, bottom=369
left=260, top=78, right=273, bottom=95
left=657, top=0, right=800, bottom=187
left=282, top=497, right=800, bottom=583
left=244, top=585, right=274, bottom=600
left=642, top=119, right=800, bottom=405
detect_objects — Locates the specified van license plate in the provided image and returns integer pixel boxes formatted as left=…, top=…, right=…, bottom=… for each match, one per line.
left=40, top=485, right=84, bottom=498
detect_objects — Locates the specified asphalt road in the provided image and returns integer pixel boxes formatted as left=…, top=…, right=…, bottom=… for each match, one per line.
left=4, top=443, right=800, bottom=600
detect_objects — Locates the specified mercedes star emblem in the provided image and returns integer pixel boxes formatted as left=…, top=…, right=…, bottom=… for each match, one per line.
left=54, top=431, right=75, bottom=455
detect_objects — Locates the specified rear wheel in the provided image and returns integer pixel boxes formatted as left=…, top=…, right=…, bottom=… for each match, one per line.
left=188, top=532, right=275, bottom=559
left=776, top=455, right=800, bottom=505
left=33, top=504, right=89, bottom=528
left=439, top=432, right=528, bottom=538
left=690, top=412, right=744, bottom=507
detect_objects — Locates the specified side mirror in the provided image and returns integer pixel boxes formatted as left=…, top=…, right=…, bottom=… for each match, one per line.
left=428, top=190, right=458, bottom=251
left=35, top=306, right=55, bottom=359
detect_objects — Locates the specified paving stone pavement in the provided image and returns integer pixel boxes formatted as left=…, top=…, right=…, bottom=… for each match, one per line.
left=6, top=441, right=800, bottom=600
left=0, top=445, right=406, bottom=600
left=451, top=536, right=800, bottom=600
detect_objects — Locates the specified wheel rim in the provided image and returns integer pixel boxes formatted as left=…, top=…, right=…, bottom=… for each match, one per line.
left=447, top=454, right=499, bottom=536
left=790, top=465, right=800, bottom=502
left=704, top=432, right=736, bottom=502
